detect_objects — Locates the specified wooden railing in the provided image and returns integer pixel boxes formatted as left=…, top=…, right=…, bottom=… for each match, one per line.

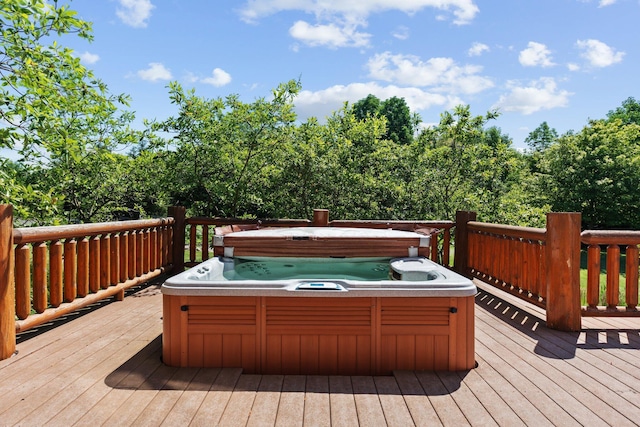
left=0, top=204, right=175, bottom=360
left=466, top=221, right=546, bottom=308
left=455, top=211, right=583, bottom=331
left=3, top=204, right=638, bottom=362
left=581, top=230, right=640, bottom=315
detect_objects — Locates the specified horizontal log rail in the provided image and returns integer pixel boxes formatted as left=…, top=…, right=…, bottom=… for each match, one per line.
left=581, top=230, right=640, bottom=316
left=459, top=211, right=583, bottom=331
left=466, top=221, right=547, bottom=308
left=0, top=204, right=176, bottom=360
left=5, top=204, right=638, bottom=363
left=12, top=217, right=175, bottom=324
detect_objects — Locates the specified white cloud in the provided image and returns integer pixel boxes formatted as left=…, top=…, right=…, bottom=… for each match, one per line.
left=289, top=20, right=371, bottom=48
left=392, top=26, right=410, bottom=40
left=567, top=63, right=580, bottom=71
left=137, top=62, right=172, bottom=82
left=116, top=0, right=154, bottom=28
left=294, top=82, right=456, bottom=121
left=240, top=1, right=478, bottom=50
left=366, top=52, right=493, bottom=94
left=239, top=0, right=479, bottom=25
left=468, top=42, right=489, bottom=57
left=78, top=51, right=100, bottom=65
left=598, top=0, right=616, bottom=6
left=493, top=77, right=572, bottom=115
left=201, top=68, right=232, bottom=87
left=576, top=39, right=624, bottom=67
left=519, top=42, right=555, bottom=67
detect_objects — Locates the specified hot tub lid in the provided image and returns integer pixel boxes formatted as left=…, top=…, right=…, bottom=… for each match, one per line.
left=222, top=226, right=430, bottom=239
left=214, top=227, right=432, bottom=258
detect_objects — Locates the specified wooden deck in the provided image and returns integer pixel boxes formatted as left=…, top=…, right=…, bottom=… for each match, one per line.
left=1, top=281, right=639, bottom=427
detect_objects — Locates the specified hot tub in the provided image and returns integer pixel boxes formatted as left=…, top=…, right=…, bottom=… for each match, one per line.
left=162, top=253, right=476, bottom=375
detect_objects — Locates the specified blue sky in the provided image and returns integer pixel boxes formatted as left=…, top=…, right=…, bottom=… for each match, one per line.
left=63, top=0, right=637, bottom=149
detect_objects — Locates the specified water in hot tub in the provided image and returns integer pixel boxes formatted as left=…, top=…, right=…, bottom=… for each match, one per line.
left=224, top=258, right=391, bottom=281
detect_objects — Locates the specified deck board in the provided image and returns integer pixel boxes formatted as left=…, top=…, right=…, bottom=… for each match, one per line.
left=1, top=283, right=639, bottom=426
left=350, top=376, right=388, bottom=426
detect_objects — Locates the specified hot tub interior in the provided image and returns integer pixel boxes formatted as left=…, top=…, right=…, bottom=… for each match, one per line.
left=224, top=257, right=392, bottom=281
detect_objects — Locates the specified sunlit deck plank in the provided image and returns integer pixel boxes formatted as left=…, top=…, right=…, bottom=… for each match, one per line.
left=1, top=281, right=640, bottom=426
left=373, top=375, right=415, bottom=426
left=303, top=375, right=331, bottom=426
left=412, top=371, right=471, bottom=426
left=476, top=300, right=640, bottom=426
left=350, top=375, right=388, bottom=426
left=392, top=371, right=441, bottom=426
left=216, top=374, right=262, bottom=427
left=0, top=295, right=163, bottom=424
left=328, top=376, right=359, bottom=427
left=274, top=375, right=306, bottom=426
left=436, top=370, right=498, bottom=427
left=72, top=336, right=166, bottom=426
left=159, top=367, right=223, bottom=426
left=471, top=353, right=553, bottom=427
left=188, top=367, right=242, bottom=426
left=246, top=375, right=284, bottom=427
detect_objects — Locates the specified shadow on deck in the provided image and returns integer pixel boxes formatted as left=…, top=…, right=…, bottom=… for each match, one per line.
left=3, top=280, right=640, bottom=426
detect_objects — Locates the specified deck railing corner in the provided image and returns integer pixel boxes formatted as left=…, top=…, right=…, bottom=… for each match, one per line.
left=0, top=204, right=16, bottom=360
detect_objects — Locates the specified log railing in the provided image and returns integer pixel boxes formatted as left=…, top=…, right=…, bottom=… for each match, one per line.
left=466, top=221, right=547, bottom=308
left=0, top=204, right=175, bottom=360
left=580, top=230, right=640, bottom=315
left=3, top=204, right=639, bottom=362
left=456, top=211, right=583, bottom=331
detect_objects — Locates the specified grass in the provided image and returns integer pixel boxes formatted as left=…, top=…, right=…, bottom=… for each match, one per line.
left=579, top=249, right=628, bottom=307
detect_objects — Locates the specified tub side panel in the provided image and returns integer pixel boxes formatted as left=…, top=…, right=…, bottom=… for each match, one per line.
left=166, top=296, right=261, bottom=371
left=162, top=294, right=187, bottom=367
left=263, top=297, right=374, bottom=375
left=379, top=298, right=454, bottom=373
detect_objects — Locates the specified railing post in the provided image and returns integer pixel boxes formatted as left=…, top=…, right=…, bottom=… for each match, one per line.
left=546, top=212, right=582, bottom=331
left=0, top=205, right=16, bottom=360
left=454, top=210, right=476, bottom=275
left=169, top=206, right=186, bottom=274
left=313, top=209, right=329, bottom=226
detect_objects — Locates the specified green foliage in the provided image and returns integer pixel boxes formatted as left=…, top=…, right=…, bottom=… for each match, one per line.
left=606, top=97, right=640, bottom=126
left=540, top=118, right=640, bottom=229
left=352, top=95, right=381, bottom=121
left=0, top=2, right=636, bottom=231
left=150, top=80, right=301, bottom=218
left=0, top=159, right=60, bottom=226
left=352, top=95, right=418, bottom=145
left=1, top=0, right=122, bottom=153
left=0, top=0, right=144, bottom=224
left=525, top=121, right=558, bottom=152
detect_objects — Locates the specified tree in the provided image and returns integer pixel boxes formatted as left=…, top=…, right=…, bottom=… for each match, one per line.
left=606, top=97, right=640, bottom=126
left=352, top=95, right=419, bottom=145
left=541, top=119, right=640, bottom=229
left=380, top=97, right=415, bottom=145
left=1, top=0, right=137, bottom=224
left=150, top=80, right=301, bottom=217
left=525, top=121, right=558, bottom=152
left=352, top=94, right=380, bottom=121
left=0, top=0, right=127, bottom=153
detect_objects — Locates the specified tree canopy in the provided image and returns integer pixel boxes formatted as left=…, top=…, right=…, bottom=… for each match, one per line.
left=352, top=94, right=418, bottom=145
left=1, top=2, right=639, bottom=230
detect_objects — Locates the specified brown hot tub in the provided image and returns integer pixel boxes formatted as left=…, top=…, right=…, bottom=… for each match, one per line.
left=162, top=227, right=476, bottom=375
